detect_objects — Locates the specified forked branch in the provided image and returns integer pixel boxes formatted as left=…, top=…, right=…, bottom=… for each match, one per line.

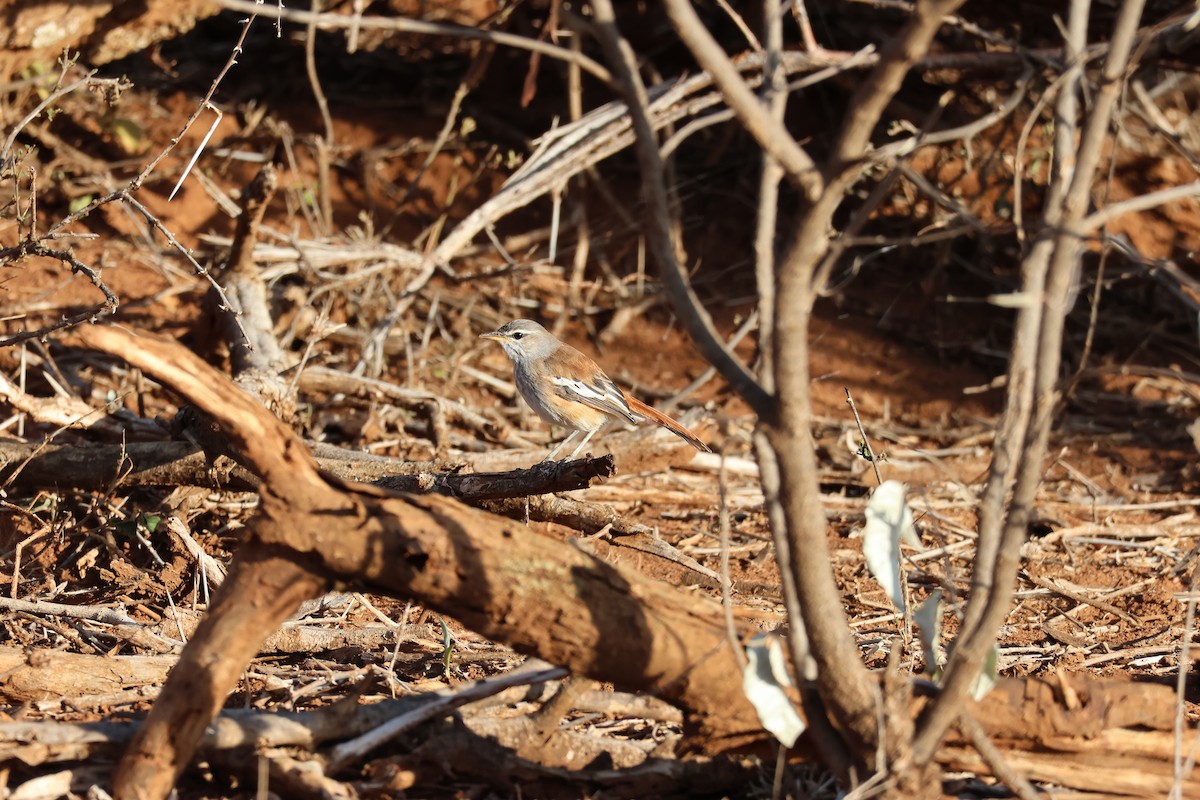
left=913, top=0, right=1151, bottom=765
left=589, top=0, right=771, bottom=418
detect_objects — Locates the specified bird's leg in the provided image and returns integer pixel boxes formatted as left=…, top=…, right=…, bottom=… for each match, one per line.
left=545, top=430, right=581, bottom=461
left=566, top=427, right=598, bottom=460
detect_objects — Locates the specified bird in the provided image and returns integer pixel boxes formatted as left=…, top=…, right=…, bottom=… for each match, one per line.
left=479, top=319, right=711, bottom=460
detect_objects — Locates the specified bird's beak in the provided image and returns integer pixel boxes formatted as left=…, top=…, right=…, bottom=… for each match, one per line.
left=478, top=331, right=505, bottom=341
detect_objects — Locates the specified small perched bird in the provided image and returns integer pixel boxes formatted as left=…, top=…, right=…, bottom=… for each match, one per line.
left=479, top=319, right=711, bottom=460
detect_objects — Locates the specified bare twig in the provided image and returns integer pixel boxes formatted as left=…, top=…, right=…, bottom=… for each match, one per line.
left=1026, top=572, right=1137, bottom=624
left=589, top=0, right=771, bottom=418
left=717, top=446, right=747, bottom=670
left=0, top=243, right=118, bottom=346
left=216, top=0, right=614, bottom=86
left=1171, top=565, right=1200, bottom=799
left=326, top=660, right=567, bottom=770
left=914, top=0, right=1151, bottom=765
left=48, top=10, right=260, bottom=234
left=305, top=0, right=335, bottom=234
left=1080, top=180, right=1200, bottom=232
left=753, top=0, right=787, bottom=397
left=869, top=66, right=1034, bottom=163
left=662, top=0, right=824, bottom=198
left=767, top=0, right=970, bottom=772
left=845, top=388, right=884, bottom=486
left=3, top=11, right=262, bottom=348
left=0, top=70, right=129, bottom=166
left=958, top=712, right=1041, bottom=800
left=792, top=1, right=822, bottom=53
left=220, top=163, right=287, bottom=380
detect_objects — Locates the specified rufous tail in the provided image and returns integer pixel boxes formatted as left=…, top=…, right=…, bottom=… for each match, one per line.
left=623, top=393, right=711, bottom=452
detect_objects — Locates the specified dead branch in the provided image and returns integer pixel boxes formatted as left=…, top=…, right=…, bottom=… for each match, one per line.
left=326, top=659, right=566, bottom=770
left=0, top=242, right=119, bottom=346
left=1, top=679, right=523, bottom=764
left=1, top=678, right=687, bottom=768
left=382, top=47, right=856, bottom=337
left=250, top=749, right=353, bottom=800
left=941, top=675, right=1200, bottom=797
left=72, top=323, right=1191, bottom=799
left=757, top=0, right=972, bottom=778
left=219, top=162, right=285, bottom=378
left=2, top=614, right=1193, bottom=795
left=215, top=0, right=614, bottom=86
left=0, top=375, right=159, bottom=439
left=111, top=547, right=329, bottom=797
left=913, top=0, right=1153, bottom=765
left=196, top=233, right=424, bottom=277
left=0, top=619, right=500, bottom=705
left=0, top=439, right=615, bottom=501
left=24, top=16, right=256, bottom=338
left=71, top=325, right=759, bottom=800
left=296, top=366, right=524, bottom=446
left=0, top=440, right=255, bottom=492
left=480, top=493, right=652, bottom=536
left=371, top=456, right=615, bottom=500
left=662, top=0, right=823, bottom=198
left=1080, top=179, right=1200, bottom=232
left=466, top=407, right=712, bottom=474
left=0, top=601, right=180, bottom=654
left=393, top=721, right=757, bottom=796
left=0, top=646, right=179, bottom=702
left=590, top=0, right=771, bottom=419
left=0, top=69, right=129, bottom=163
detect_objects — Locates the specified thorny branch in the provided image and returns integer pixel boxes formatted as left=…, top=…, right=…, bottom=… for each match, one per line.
left=215, top=0, right=615, bottom=86
left=0, top=242, right=119, bottom=346
left=0, top=12, right=262, bottom=347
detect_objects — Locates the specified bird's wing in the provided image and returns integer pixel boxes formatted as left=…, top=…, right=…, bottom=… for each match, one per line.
left=549, top=372, right=641, bottom=424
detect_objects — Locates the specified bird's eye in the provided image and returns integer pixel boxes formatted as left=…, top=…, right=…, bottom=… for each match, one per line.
left=511, top=332, right=524, bottom=340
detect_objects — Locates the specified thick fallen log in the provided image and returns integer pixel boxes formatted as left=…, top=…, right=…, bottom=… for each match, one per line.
left=68, top=325, right=760, bottom=800
left=943, top=672, right=1198, bottom=798
left=0, top=440, right=615, bottom=498
left=0, top=647, right=178, bottom=702
left=63, top=325, right=1198, bottom=800
left=3, top=645, right=1193, bottom=797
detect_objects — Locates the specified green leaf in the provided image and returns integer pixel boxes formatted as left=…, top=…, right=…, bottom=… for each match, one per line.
left=109, top=118, right=145, bottom=155
left=28, top=495, right=57, bottom=514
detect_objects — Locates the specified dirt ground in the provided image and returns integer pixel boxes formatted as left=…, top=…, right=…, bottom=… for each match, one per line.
left=1, top=4, right=1199, bottom=799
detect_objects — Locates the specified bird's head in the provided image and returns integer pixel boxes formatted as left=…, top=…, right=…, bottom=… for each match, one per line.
left=479, top=319, right=559, bottom=362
